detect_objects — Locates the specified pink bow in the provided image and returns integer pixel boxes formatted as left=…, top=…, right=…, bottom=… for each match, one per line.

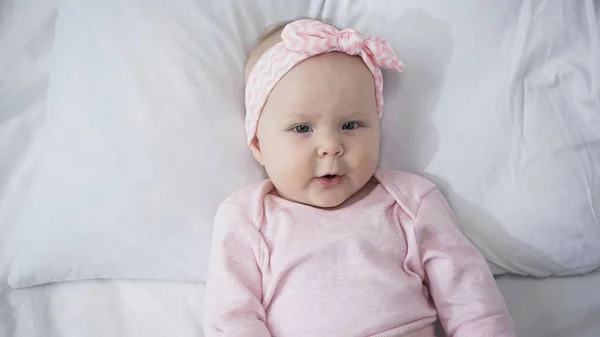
left=245, top=19, right=404, bottom=145
left=281, top=20, right=405, bottom=71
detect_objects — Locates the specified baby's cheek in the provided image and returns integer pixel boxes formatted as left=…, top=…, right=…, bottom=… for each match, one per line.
left=357, top=145, right=379, bottom=173
left=269, top=145, right=306, bottom=177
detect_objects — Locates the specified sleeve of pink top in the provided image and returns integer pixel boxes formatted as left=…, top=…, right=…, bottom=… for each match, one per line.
left=204, top=205, right=272, bottom=337
left=416, top=189, right=516, bottom=337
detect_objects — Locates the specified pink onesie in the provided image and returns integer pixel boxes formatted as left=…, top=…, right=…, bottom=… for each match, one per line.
left=204, top=170, right=515, bottom=337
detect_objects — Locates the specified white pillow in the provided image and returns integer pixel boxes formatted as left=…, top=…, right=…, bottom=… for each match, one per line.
left=0, top=0, right=56, bottom=279
left=330, top=0, right=600, bottom=276
left=7, top=0, right=600, bottom=288
left=7, top=0, right=323, bottom=287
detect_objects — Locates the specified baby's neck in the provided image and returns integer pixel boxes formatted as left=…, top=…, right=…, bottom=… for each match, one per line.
left=335, top=177, right=379, bottom=209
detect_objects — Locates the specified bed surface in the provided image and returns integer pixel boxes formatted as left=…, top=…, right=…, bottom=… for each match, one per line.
left=1, top=271, right=600, bottom=337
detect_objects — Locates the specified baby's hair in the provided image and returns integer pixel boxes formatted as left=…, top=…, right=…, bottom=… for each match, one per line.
left=244, top=17, right=339, bottom=82
left=256, top=19, right=295, bottom=45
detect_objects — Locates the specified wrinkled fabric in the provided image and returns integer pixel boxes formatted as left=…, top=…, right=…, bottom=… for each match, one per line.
left=205, top=171, right=515, bottom=337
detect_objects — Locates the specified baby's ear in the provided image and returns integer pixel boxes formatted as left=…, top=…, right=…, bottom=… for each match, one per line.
left=249, top=138, right=264, bottom=166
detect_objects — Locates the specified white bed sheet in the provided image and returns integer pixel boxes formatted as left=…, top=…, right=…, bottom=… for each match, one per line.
left=1, top=271, right=600, bottom=337
left=496, top=273, right=600, bottom=337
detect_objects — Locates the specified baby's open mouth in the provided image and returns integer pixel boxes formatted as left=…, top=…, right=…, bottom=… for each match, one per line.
left=317, top=174, right=343, bottom=186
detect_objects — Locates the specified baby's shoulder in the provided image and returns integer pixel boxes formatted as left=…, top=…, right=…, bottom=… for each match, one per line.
left=375, top=170, right=437, bottom=192
left=375, top=170, right=439, bottom=217
left=218, top=179, right=272, bottom=224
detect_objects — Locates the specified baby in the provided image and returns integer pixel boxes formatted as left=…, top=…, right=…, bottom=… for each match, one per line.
left=204, top=19, right=516, bottom=337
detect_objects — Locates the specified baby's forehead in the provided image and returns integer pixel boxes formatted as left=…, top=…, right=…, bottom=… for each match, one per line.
left=264, top=58, right=377, bottom=120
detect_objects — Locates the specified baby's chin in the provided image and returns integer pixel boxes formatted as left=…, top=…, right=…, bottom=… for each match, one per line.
left=304, top=192, right=354, bottom=209
left=310, top=198, right=347, bottom=209
left=272, top=180, right=362, bottom=209
left=276, top=191, right=349, bottom=209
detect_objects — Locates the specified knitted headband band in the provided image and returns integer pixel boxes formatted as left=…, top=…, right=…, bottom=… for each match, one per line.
left=244, top=19, right=405, bottom=145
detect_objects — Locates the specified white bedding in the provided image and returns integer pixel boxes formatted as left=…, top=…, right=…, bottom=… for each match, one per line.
left=0, top=0, right=54, bottom=292
left=2, top=272, right=600, bottom=337
left=1, top=0, right=600, bottom=336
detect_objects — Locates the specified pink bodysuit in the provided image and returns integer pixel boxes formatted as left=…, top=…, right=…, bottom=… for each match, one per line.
left=204, top=171, right=515, bottom=337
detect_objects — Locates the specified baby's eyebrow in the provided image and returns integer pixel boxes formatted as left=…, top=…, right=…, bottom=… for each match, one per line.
left=340, top=110, right=374, bottom=119
left=281, top=111, right=316, bottom=122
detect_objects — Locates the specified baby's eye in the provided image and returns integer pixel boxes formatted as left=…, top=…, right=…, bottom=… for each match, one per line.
left=293, top=124, right=311, bottom=133
left=342, top=121, right=359, bottom=130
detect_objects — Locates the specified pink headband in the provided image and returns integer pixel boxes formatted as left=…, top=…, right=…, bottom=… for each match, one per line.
left=245, top=19, right=405, bottom=145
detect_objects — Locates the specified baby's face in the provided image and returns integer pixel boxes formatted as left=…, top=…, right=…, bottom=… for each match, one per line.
left=251, top=52, right=380, bottom=208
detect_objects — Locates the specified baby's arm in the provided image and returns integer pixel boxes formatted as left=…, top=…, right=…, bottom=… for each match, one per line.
left=204, top=204, right=271, bottom=337
left=416, top=188, right=516, bottom=337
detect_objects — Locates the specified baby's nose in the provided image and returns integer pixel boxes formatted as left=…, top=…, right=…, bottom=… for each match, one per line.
left=317, top=137, right=344, bottom=158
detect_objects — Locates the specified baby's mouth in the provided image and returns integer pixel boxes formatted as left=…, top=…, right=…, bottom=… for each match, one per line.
left=317, top=174, right=343, bottom=186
